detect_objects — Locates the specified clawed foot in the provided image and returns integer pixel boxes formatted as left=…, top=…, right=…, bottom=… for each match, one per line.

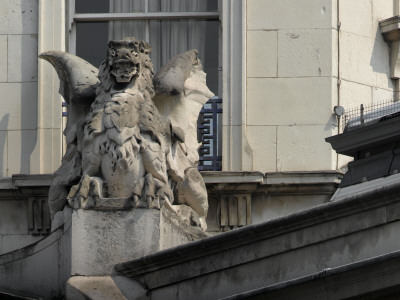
left=132, top=194, right=162, bottom=209
left=67, top=175, right=103, bottom=210
left=133, top=194, right=147, bottom=208
left=147, top=196, right=160, bottom=209
left=131, top=173, right=174, bottom=210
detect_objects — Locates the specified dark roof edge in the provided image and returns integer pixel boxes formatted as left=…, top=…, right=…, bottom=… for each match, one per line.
left=222, top=249, right=400, bottom=300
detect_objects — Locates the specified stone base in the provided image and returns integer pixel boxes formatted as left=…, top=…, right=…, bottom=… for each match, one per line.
left=71, top=207, right=207, bottom=276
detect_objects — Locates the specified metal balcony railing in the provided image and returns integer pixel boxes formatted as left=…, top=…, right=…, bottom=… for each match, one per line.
left=343, top=99, right=400, bottom=131
left=197, top=97, right=222, bottom=171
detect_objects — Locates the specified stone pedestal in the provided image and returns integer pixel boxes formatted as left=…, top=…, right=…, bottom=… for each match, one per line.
left=71, top=207, right=207, bottom=276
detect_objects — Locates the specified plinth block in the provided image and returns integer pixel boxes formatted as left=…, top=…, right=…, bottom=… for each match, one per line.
left=71, top=207, right=206, bottom=276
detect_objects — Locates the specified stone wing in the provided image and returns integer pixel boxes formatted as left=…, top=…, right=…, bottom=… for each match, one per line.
left=39, top=51, right=99, bottom=219
left=153, top=49, right=214, bottom=166
left=153, top=50, right=213, bottom=225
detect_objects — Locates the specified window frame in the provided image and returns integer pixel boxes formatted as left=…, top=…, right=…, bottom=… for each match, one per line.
left=63, top=0, right=248, bottom=172
left=67, top=0, right=220, bottom=57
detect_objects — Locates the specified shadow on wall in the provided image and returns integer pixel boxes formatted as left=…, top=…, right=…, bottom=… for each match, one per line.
left=20, top=82, right=38, bottom=175
left=0, top=115, right=9, bottom=177
left=19, top=2, right=38, bottom=175
left=370, top=25, right=393, bottom=90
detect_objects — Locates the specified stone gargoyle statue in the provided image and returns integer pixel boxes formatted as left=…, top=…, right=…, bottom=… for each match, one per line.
left=40, top=37, right=214, bottom=230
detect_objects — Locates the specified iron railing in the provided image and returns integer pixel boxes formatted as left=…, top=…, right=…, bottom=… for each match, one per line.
left=197, top=97, right=222, bottom=171
left=342, top=99, right=400, bottom=130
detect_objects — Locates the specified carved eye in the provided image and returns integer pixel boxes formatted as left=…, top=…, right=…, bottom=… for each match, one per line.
left=109, top=49, right=116, bottom=57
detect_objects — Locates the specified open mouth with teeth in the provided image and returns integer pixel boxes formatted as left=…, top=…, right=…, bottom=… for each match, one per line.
left=110, top=59, right=139, bottom=83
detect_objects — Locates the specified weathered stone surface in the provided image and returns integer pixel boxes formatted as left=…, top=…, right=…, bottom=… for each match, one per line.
left=0, top=82, right=38, bottom=131
left=373, top=87, right=394, bottom=103
left=66, top=276, right=127, bottom=300
left=0, top=200, right=29, bottom=235
left=247, top=77, right=333, bottom=126
left=340, top=0, right=372, bottom=38
left=0, top=35, right=7, bottom=82
left=7, top=130, right=37, bottom=176
left=372, top=38, right=392, bottom=89
left=0, top=131, right=7, bottom=178
left=277, top=124, right=336, bottom=171
left=0, top=0, right=38, bottom=35
left=71, top=207, right=207, bottom=276
left=373, top=0, right=394, bottom=33
left=8, top=34, right=38, bottom=82
left=0, top=235, right=40, bottom=255
left=247, top=30, right=277, bottom=78
left=278, top=28, right=335, bottom=77
left=252, top=194, right=327, bottom=223
left=43, top=38, right=211, bottom=231
left=247, top=0, right=335, bottom=30
left=222, top=125, right=247, bottom=171
left=245, top=125, right=277, bottom=172
left=340, top=32, right=374, bottom=86
left=114, top=178, right=400, bottom=299
left=340, top=80, right=372, bottom=110
left=0, top=224, right=71, bottom=299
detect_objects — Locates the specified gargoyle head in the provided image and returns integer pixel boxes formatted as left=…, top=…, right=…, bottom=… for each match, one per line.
left=107, top=38, right=142, bottom=83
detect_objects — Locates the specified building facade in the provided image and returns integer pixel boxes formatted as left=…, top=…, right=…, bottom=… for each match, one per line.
left=0, top=0, right=397, bottom=177
left=2, top=0, right=400, bottom=298
left=1, top=0, right=398, bottom=251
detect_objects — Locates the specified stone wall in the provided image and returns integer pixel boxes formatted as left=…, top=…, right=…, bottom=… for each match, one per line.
left=244, top=0, right=395, bottom=173
left=0, top=175, right=52, bottom=255
left=0, top=217, right=71, bottom=299
left=0, top=0, right=66, bottom=177
left=337, top=0, right=395, bottom=170
left=0, top=0, right=39, bottom=176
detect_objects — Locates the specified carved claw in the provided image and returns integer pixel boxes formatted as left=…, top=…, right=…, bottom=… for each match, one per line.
left=80, top=195, right=95, bottom=209
left=133, top=194, right=140, bottom=207
left=147, top=196, right=160, bottom=209
left=133, top=194, right=148, bottom=208
left=66, top=175, right=104, bottom=210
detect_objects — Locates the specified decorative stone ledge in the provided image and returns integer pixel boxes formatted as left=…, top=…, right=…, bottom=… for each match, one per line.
left=0, top=172, right=342, bottom=236
left=202, top=171, right=342, bottom=192
left=380, top=16, right=400, bottom=41
left=380, top=16, right=400, bottom=79
left=201, top=171, right=342, bottom=232
left=0, top=174, right=53, bottom=237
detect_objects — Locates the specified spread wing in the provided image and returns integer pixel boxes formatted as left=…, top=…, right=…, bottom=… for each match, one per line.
left=153, top=49, right=214, bottom=167
left=39, top=51, right=99, bottom=219
left=153, top=50, right=213, bottom=221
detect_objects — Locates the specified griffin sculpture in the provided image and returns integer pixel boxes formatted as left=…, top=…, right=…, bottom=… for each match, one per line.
left=40, top=37, right=213, bottom=230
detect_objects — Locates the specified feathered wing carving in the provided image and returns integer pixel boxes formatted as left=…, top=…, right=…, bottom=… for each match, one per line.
left=39, top=51, right=99, bottom=219
left=153, top=49, right=214, bottom=227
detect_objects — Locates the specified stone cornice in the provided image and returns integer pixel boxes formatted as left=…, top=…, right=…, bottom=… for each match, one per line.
left=0, top=174, right=52, bottom=200
left=114, top=175, right=400, bottom=283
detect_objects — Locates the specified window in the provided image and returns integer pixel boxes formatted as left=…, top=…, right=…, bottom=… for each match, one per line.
left=68, top=0, right=220, bottom=95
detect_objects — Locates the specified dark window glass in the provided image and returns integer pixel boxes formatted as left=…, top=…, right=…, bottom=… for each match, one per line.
left=76, top=22, right=109, bottom=67
left=75, top=0, right=110, bottom=13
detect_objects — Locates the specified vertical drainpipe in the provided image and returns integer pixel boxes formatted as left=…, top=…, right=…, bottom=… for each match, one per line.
left=336, top=0, right=341, bottom=170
